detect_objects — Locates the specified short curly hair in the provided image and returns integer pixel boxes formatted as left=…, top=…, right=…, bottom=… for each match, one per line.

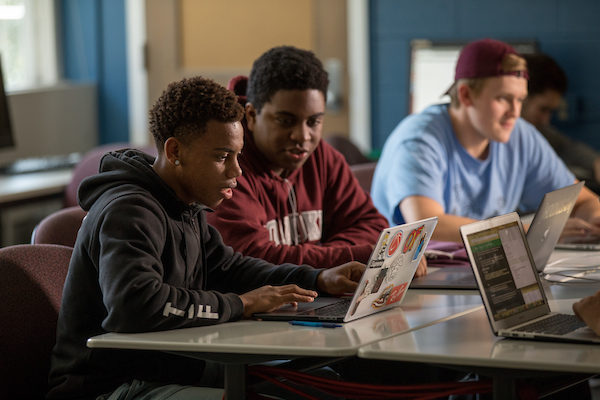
left=149, top=76, right=244, bottom=149
left=246, top=46, right=329, bottom=113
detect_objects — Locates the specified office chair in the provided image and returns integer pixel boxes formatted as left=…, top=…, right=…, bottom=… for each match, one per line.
left=0, top=244, right=73, bottom=398
left=350, top=161, right=378, bottom=194
left=64, top=143, right=158, bottom=208
left=31, top=205, right=88, bottom=247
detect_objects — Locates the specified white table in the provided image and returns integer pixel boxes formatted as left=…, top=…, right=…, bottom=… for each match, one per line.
left=87, top=291, right=483, bottom=400
left=358, top=291, right=600, bottom=399
left=0, top=169, right=72, bottom=204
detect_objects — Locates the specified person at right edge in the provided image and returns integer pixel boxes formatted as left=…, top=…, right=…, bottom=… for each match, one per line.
left=521, top=52, right=600, bottom=194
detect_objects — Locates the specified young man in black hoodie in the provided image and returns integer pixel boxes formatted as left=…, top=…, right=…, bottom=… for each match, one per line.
left=46, top=77, right=364, bottom=400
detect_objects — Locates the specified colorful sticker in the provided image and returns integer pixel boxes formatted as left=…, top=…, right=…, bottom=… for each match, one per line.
left=372, top=284, right=394, bottom=309
left=386, top=231, right=403, bottom=258
left=376, top=232, right=390, bottom=260
left=350, top=279, right=372, bottom=316
left=386, top=254, right=404, bottom=283
left=412, top=232, right=427, bottom=261
left=385, top=283, right=408, bottom=306
left=371, top=268, right=388, bottom=293
left=403, top=225, right=424, bottom=254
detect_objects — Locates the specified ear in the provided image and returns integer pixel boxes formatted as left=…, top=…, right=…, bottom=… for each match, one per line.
left=457, top=83, right=474, bottom=107
left=245, top=102, right=257, bottom=131
left=164, top=137, right=182, bottom=166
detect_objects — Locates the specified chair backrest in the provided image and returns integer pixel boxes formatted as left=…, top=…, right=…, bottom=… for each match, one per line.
left=31, top=206, right=88, bottom=247
left=324, top=135, right=371, bottom=166
left=64, top=143, right=158, bottom=208
left=350, top=162, right=377, bottom=194
left=0, top=244, right=73, bottom=398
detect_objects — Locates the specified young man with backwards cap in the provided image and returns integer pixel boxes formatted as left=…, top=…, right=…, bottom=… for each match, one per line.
left=371, top=38, right=600, bottom=242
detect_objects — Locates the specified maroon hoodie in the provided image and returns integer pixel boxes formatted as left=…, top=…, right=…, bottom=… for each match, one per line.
left=207, top=76, right=389, bottom=268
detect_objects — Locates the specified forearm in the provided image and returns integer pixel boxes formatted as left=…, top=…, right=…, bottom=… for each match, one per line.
left=399, top=196, right=476, bottom=242
left=217, top=253, right=321, bottom=293
left=430, top=214, right=478, bottom=242
left=572, top=186, right=600, bottom=221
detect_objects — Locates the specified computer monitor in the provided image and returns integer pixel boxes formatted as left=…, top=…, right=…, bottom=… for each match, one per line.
left=0, top=55, right=15, bottom=150
left=408, top=39, right=538, bottom=115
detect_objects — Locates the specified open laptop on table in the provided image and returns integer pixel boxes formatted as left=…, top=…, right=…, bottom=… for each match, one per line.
left=460, top=212, right=600, bottom=343
left=555, top=184, right=600, bottom=250
left=254, top=217, right=438, bottom=323
left=410, top=182, right=584, bottom=289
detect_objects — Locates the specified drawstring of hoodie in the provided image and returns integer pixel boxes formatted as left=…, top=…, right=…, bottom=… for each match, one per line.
left=284, top=178, right=302, bottom=245
left=181, top=207, right=204, bottom=288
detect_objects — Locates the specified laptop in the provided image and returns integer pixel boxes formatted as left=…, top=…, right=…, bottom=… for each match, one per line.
left=556, top=234, right=600, bottom=251
left=528, top=181, right=584, bottom=264
left=254, top=217, right=438, bottom=323
left=460, top=212, right=600, bottom=344
left=555, top=187, right=600, bottom=250
left=410, top=182, right=584, bottom=289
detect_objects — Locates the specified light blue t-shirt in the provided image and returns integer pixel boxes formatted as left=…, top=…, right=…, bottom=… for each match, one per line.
left=371, top=104, right=575, bottom=226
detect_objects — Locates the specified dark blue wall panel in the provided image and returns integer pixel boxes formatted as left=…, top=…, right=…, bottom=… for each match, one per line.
left=60, top=0, right=99, bottom=81
left=370, top=0, right=600, bottom=152
left=59, top=0, right=129, bottom=145
left=98, top=0, right=129, bottom=144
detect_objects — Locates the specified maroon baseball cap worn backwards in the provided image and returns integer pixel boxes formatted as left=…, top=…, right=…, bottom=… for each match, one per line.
left=454, top=38, right=529, bottom=80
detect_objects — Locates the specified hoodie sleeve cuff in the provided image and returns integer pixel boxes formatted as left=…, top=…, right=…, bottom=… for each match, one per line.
left=227, top=293, right=245, bottom=321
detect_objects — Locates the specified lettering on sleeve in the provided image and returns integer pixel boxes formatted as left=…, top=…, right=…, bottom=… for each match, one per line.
left=163, top=302, right=219, bottom=320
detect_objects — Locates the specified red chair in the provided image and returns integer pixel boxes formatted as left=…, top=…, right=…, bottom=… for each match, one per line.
left=0, top=244, right=73, bottom=398
left=31, top=206, right=88, bottom=247
left=64, top=143, right=158, bottom=208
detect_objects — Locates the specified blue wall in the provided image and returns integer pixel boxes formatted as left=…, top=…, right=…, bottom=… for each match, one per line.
left=59, top=0, right=129, bottom=145
left=369, top=0, right=600, bottom=151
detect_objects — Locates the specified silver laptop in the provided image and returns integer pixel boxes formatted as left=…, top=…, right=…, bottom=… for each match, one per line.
left=460, top=212, right=600, bottom=344
left=555, top=186, right=600, bottom=250
left=528, top=181, right=584, bottom=264
left=254, top=217, right=438, bottom=323
left=410, top=182, right=584, bottom=289
left=556, top=234, right=600, bottom=250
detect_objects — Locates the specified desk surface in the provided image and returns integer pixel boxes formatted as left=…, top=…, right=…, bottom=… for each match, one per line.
left=358, top=299, right=600, bottom=374
left=87, top=251, right=600, bottom=359
left=0, top=169, right=72, bottom=204
left=87, top=291, right=482, bottom=358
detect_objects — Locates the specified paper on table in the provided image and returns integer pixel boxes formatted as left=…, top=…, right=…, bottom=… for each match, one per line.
left=543, top=253, right=600, bottom=282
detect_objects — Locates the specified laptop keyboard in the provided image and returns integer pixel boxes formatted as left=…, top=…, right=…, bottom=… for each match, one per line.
left=296, top=299, right=352, bottom=316
left=452, top=274, right=476, bottom=285
left=513, top=313, right=586, bottom=336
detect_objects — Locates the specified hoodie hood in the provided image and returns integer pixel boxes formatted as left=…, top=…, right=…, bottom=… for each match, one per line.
left=78, top=149, right=204, bottom=216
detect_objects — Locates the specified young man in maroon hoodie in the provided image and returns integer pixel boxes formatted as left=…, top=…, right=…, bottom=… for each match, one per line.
left=207, top=46, right=427, bottom=276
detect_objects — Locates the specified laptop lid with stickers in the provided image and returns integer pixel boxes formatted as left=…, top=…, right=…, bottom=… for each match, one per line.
left=254, top=217, right=438, bottom=323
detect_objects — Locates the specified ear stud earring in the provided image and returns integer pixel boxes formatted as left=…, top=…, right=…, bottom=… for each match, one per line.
left=175, top=160, right=180, bottom=165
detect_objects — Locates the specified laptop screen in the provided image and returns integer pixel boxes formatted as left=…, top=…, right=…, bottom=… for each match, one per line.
left=465, top=220, right=546, bottom=322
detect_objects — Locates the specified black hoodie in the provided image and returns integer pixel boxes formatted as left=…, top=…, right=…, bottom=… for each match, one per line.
left=47, top=149, right=320, bottom=399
